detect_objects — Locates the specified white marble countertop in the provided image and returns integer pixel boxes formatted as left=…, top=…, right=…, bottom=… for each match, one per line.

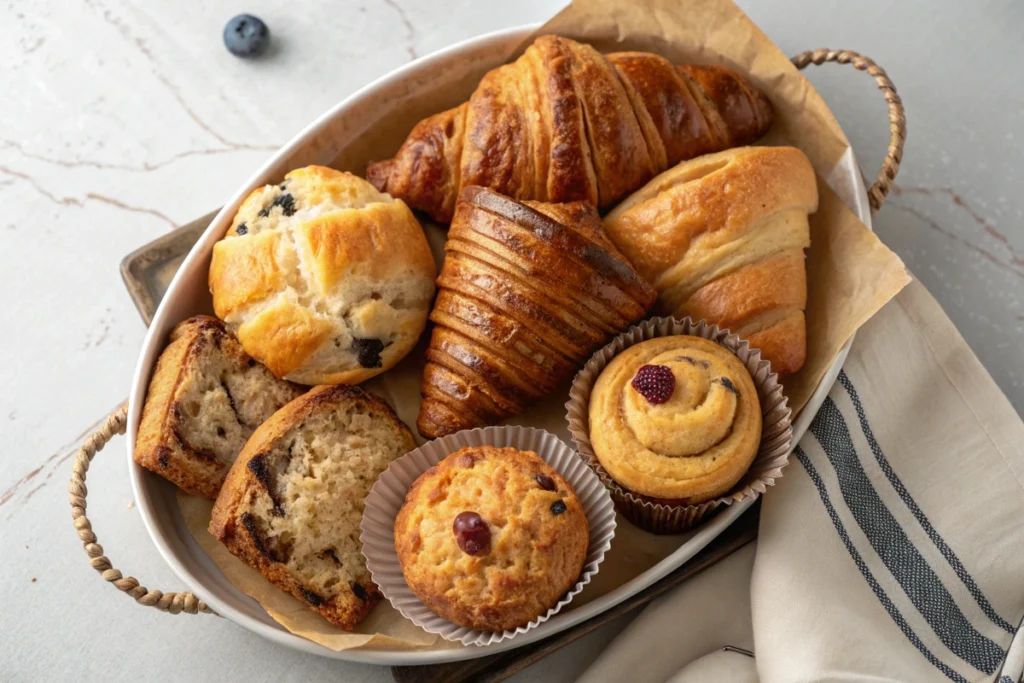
left=3, top=0, right=1021, bottom=680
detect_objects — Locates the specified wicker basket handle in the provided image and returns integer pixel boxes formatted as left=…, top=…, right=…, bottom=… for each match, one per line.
left=68, top=403, right=215, bottom=615
left=791, top=48, right=906, bottom=214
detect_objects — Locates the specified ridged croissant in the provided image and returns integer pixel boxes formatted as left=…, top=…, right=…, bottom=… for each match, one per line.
left=418, top=186, right=657, bottom=439
left=603, top=146, right=820, bottom=376
left=367, top=35, right=773, bottom=224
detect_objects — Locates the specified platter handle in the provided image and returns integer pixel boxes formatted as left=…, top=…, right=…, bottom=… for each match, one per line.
left=792, top=48, right=906, bottom=214
left=68, top=402, right=215, bottom=616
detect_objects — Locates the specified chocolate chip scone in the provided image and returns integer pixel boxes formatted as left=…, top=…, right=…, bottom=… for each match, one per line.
left=134, top=316, right=304, bottom=499
left=209, top=384, right=416, bottom=630
left=208, top=165, right=437, bottom=386
left=394, top=446, right=589, bottom=632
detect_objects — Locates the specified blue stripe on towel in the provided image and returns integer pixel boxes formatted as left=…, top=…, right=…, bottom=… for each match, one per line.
left=838, top=371, right=1016, bottom=635
left=796, top=446, right=970, bottom=683
left=811, top=398, right=1004, bottom=674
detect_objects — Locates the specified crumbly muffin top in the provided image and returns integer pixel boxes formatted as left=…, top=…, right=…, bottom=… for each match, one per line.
left=394, top=446, right=589, bottom=632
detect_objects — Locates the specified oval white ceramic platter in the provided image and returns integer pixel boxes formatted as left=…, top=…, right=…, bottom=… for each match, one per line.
left=126, top=24, right=870, bottom=665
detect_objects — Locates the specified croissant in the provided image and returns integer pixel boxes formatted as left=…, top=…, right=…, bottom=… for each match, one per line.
left=367, top=35, right=773, bottom=224
left=603, top=146, right=819, bottom=376
left=418, top=186, right=657, bottom=439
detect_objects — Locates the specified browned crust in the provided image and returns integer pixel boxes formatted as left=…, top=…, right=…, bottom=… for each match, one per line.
left=603, top=146, right=816, bottom=376
left=679, top=64, right=774, bottom=147
left=366, top=104, right=467, bottom=223
left=607, top=52, right=719, bottom=168
left=741, top=311, right=807, bottom=377
left=133, top=316, right=301, bottom=499
left=417, top=187, right=656, bottom=439
left=364, top=35, right=773, bottom=225
left=394, top=446, right=589, bottom=632
left=209, top=384, right=415, bottom=631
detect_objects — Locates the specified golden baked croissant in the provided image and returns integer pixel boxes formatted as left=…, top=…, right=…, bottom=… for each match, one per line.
left=417, top=186, right=657, bottom=439
left=367, top=35, right=773, bottom=224
left=603, top=146, right=819, bottom=376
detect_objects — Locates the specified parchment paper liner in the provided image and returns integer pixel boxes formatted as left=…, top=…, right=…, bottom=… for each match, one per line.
left=360, top=426, right=617, bottom=647
left=566, top=317, right=793, bottom=534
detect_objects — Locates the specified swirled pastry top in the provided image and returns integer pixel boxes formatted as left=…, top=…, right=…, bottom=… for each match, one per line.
left=393, top=446, right=589, bottom=632
left=588, top=336, right=761, bottom=503
left=208, top=166, right=436, bottom=386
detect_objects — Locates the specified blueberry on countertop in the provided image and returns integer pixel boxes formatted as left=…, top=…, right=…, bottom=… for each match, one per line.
left=224, top=14, right=270, bottom=58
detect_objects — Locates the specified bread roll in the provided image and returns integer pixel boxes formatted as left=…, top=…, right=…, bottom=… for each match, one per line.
left=603, top=147, right=818, bottom=376
left=209, top=166, right=436, bottom=385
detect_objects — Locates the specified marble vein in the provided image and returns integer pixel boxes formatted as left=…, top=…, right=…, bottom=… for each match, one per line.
left=2, top=139, right=278, bottom=174
left=84, top=0, right=279, bottom=154
left=888, top=185, right=1023, bottom=280
left=383, top=0, right=419, bottom=60
left=0, top=407, right=120, bottom=510
left=0, top=166, right=178, bottom=229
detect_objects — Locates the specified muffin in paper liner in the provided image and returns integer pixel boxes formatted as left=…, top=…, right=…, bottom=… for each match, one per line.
left=565, top=317, right=793, bottom=534
left=359, top=426, right=617, bottom=647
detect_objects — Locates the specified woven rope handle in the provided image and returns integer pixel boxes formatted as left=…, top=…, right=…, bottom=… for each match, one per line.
left=69, top=403, right=214, bottom=615
left=791, top=48, right=906, bottom=214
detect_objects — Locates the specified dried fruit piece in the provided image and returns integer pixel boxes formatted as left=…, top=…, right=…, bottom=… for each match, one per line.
left=453, top=511, right=490, bottom=555
left=717, top=377, right=738, bottom=394
left=535, top=473, right=555, bottom=491
left=630, top=364, right=675, bottom=404
left=351, top=337, right=385, bottom=368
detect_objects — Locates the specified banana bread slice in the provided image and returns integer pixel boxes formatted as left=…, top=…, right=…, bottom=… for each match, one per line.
left=134, top=316, right=304, bottom=499
left=209, top=384, right=416, bottom=630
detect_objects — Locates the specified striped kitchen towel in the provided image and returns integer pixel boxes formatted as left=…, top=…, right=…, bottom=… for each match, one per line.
left=753, top=278, right=1024, bottom=682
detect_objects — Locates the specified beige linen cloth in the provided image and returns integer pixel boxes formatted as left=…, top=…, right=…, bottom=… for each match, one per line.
left=577, top=278, right=1024, bottom=683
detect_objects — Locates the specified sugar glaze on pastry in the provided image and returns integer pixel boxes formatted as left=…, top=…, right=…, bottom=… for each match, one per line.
left=588, top=336, right=761, bottom=503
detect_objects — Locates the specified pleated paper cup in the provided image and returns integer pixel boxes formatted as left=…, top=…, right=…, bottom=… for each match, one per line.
left=359, top=426, right=616, bottom=647
left=566, top=317, right=793, bottom=534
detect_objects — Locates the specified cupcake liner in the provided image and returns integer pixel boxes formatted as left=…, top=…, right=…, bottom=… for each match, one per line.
left=566, top=317, right=793, bottom=534
left=360, top=426, right=617, bottom=647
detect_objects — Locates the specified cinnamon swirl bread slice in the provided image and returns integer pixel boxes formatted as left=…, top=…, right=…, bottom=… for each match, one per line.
left=134, top=316, right=304, bottom=499
left=209, top=384, right=416, bottom=630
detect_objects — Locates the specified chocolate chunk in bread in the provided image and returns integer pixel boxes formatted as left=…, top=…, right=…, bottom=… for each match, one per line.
left=134, top=316, right=304, bottom=499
